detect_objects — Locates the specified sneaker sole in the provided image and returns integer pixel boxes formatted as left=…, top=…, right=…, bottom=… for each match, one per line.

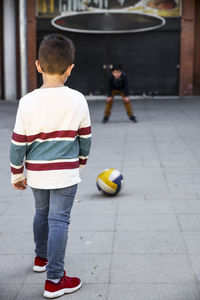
left=33, top=265, right=47, bottom=272
left=43, top=281, right=82, bottom=298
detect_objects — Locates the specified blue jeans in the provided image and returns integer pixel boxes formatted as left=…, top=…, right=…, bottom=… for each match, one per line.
left=31, top=184, right=78, bottom=280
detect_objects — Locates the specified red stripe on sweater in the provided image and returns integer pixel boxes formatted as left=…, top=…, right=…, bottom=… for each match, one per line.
left=12, top=132, right=27, bottom=143
left=78, top=126, right=91, bottom=136
left=26, top=161, right=79, bottom=171
left=11, top=166, right=24, bottom=174
left=27, top=130, right=77, bottom=143
left=79, top=158, right=87, bottom=165
left=12, top=127, right=91, bottom=144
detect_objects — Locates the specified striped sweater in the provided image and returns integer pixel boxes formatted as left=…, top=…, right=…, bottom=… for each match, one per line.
left=10, top=86, right=92, bottom=189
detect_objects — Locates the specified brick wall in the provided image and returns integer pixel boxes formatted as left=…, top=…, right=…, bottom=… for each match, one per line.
left=27, top=0, right=37, bottom=92
left=179, top=0, right=195, bottom=95
left=194, top=0, right=200, bottom=94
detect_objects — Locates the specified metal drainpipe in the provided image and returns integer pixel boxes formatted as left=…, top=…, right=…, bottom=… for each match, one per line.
left=19, top=0, right=28, bottom=97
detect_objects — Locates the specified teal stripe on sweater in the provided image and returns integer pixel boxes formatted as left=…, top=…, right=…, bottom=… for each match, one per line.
left=26, top=139, right=80, bottom=161
left=10, top=137, right=91, bottom=164
left=10, top=143, right=26, bottom=166
left=78, top=137, right=92, bottom=157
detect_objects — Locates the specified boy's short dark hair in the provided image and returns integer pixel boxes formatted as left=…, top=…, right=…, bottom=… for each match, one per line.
left=38, top=34, right=75, bottom=75
left=112, top=64, right=122, bottom=72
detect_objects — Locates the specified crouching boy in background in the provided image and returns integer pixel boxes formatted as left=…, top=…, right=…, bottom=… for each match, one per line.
left=102, top=64, right=137, bottom=123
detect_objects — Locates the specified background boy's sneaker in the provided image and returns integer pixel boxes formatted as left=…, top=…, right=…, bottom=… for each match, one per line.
left=43, top=271, right=82, bottom=298
left=33, top=256, right=48, bottom=272
left=102, top=116, right=109, bottom=123
left=129, top=115, right=137, bottom=123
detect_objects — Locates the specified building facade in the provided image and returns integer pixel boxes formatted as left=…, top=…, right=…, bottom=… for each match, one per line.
left=0, top=0, right=200, bottom=100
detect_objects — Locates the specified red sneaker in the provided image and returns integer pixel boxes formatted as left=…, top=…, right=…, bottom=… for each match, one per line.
left=33, top=256, right=48, bottom=272
left=43, top=271, right=82, bottom=298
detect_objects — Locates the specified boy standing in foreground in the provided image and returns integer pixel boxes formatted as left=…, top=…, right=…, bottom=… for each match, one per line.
left=10, top=34, right=91, bottom=298
left=102, top=65, right=137, bottom=123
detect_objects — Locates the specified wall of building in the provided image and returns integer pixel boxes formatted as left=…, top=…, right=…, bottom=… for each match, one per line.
left=37, top=16, right=181, bottom=96
left=0, top=0, right=199, bottom=100
left=179, top=0, right=200, bottom=95
left=194, top=0, right=200, bottom=95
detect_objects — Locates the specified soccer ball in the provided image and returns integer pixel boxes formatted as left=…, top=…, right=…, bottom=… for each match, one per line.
left=96, top=168, right=124, bottom=196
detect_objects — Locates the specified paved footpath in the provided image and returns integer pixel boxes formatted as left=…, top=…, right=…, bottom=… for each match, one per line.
left=1, top=98, right=200, bottom=300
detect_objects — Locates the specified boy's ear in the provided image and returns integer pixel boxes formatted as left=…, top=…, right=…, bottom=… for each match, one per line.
left=65, top=64, right=74, bottom=77
left=35, top=60, right=43, bottom=74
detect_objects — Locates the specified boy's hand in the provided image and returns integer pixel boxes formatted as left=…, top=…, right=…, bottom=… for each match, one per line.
left=106, top=97, right=112, bottom=102
left=12, top=179, right=27, bottom=190
left=124, top=97, right=130, bottom=103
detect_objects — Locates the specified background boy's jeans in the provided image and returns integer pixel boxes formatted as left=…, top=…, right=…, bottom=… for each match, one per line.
left=31, top=184, right=78, bottom=280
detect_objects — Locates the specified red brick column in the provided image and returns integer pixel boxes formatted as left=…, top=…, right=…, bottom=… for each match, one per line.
left=179, top=0, right=195, bottom=95
left=194, top=1, right=200, bottom=95
left=27, top=0, right=37, bottom=92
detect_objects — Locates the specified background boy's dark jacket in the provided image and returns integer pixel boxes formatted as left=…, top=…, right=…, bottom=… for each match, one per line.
left=107, top=72, right=129, bottom=97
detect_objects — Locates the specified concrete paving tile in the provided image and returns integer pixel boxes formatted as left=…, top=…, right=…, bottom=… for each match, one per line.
left=15, top=283, right=108, bottom=300
left=0, top=284, right=21, bottom=300
left=124, top=184, right=169, bottom=196
left=70, top=213, right=116, bottom=232
left=117, top=200, right=174, bottom=214
left=23, top=268, right=49, bottom=284
left=15, top=284, right=44, bottom=300
left=116, top=215, right=180, bottom=232
left=0, top=255, right=32, bottom=284
left=161, top=160, right=198, bottom=168
left=113, top=232, right=186, bottom=254
left=144, top=193, right=171, bottom=201
left=193, top=174, right=200, bottom=184
left=75, top=184, right=97, bottom=200
left=122, top=175, right=168, bottom=192
left=61, top=284, right=108, bottom=300
left=163, top=162, right=198, bottom=175
left=111, top=254, right=195, bottom=283
left=189, top=255, right=200, bottom=282
left=124, top=147, right=159, bottom=161
left=178, top=215, right=200, bottom=231
left=72, top=200, right=117, bottom=215
left=174, top=201, right=200, bottom=214
left=0, top=201, right=11, bottom=215
left=0, top=215, right=33, bottom=233
left=168, top=183, right=200, bottom=195
left=151, top=127, right=181, bottom=139
left=65, top=254, right=112, bottom=284
left=85, top=160, right=122, bottom=171
left=0, top=187, right=33, bottom=198
left=157, top=147, right=196, bottom=161
left=171, top=193, right=200, bottom=201
left=3, top=200, right=34, bottom=216
left=188, top=145, right=200, bottom=159
left=166, top=174, right=194, bottom=185
left=183, top=232, right=200, bottom=254
left=90, top=149, right=124, bottom=161
left=123, top=166, right=163, bottom=176
left=67, top=231, right=114, bottom=253
left=108, top=283, right=200, bottom=300
left=0, top=232, right=33, bottom=255
left=123, top=160, right=161, bottom=167
left=118, top=183, right=149, bottom=196
left=156, top=140, right=186, bottom=148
